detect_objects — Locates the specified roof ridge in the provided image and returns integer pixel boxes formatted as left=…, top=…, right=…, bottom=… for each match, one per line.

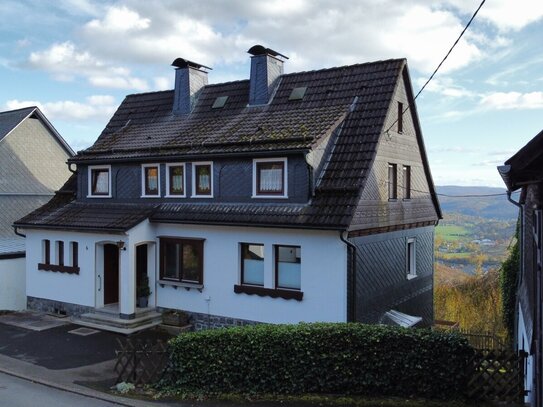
left=281, top=58, right=406, bottom=78
left=0, top=106, right=36, bottom=116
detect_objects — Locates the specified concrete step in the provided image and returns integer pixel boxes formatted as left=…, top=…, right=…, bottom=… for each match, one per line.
left=71, top=310, right=163, bottom=335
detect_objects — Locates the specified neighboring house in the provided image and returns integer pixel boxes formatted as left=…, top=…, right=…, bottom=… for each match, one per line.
left=15, top=46, right=441, bottom=333
left=499, top=129, right=543, bottom=407
left=0, top=106, right=73, bottom=310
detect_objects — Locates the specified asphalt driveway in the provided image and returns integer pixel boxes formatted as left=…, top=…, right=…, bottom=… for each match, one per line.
left=0, top=318, right=172, bottom=370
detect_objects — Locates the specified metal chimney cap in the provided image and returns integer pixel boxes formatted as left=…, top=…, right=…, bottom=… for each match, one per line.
left=171, top=58, right=212, bottom=71
left=247, top=45, right=289, bottom=60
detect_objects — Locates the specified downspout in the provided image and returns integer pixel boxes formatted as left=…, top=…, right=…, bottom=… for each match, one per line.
left=13, top=226, right=25, bottom=238
left=507, top=190, right=523, bottom=352
left=340, top=231, right=357, bottom=322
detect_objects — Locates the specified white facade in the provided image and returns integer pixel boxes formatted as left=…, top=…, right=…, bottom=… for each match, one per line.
left=24, top=222, right=348, bottom=324
left=0, top=257, right=26, bottom=310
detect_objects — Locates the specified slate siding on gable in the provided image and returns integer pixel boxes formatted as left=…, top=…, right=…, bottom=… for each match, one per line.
left=352, top=226, right=434, bottom=326
left=78, top=155, right=310, bottom=203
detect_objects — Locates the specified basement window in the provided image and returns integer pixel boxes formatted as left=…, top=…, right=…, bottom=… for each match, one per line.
left=289, top=86, right=307, bottom=101
left=212, top=96, right=229, bottom=109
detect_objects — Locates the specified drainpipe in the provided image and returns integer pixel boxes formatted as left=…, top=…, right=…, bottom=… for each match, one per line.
left=13, top=226, right=25, bottom=238
left=340, top=231, right=357, bottom=323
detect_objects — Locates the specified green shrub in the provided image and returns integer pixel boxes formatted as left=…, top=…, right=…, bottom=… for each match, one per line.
left=159, top=323, right=473, bottom=399
left=500, top=220, right=520, bottom=341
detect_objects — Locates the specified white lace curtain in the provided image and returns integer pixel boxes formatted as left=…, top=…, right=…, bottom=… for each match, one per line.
left=260, top=167, right=282, bottom=191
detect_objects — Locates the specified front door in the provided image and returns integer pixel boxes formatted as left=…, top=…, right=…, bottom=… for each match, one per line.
left=104, top=244, right=119, bottom=305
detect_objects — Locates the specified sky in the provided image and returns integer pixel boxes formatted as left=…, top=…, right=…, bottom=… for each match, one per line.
left=1, top=0, right=542, bottom=187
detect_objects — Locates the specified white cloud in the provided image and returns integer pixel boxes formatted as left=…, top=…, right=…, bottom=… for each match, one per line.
left=480, top=91, right=543, bottom=110
left=5, top=95, right=117, bottom=122
left=153, top=76, right=171, bottom=90
left=416, top=77, right=475, bottom=98
left=27, top=41, right=149, bottom=91
left=86, top=6, right=150, bottom=32
left=449, top=0, right=543, bottom=32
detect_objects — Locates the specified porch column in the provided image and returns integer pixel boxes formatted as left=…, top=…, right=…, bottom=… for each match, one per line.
left=119, top=242, right=136, bottom=319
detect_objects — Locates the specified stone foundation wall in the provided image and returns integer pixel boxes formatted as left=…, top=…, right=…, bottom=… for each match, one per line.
left=158, top=307, right=259, bottom=331
left=27, top=296, right=93, bottom=317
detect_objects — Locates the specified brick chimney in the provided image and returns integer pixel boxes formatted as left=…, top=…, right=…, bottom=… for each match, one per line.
left=248, top=45, right=288, bottom=106
left=171, top=58, right=211, bottom=115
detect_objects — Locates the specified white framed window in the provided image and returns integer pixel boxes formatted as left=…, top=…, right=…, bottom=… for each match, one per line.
left=141, top=163, right=161, bottom=197
left=192, top=162, right=213, bottom=198
left=166, top=163, right=186, bottom=198
left=88, top=165, right=111, bottom=198
left=275, top=245, right=301, bottom=290
left=252, top=157, right=288, bottom=198
left=69, top=241, right=79, bottom=268
left=55, top=240, right=64, bottom=266
left=240, top=243, right=264, bottom=286
left=407, top=238, right=416, bottom=279
left=42, top=239, right=50, bottom=264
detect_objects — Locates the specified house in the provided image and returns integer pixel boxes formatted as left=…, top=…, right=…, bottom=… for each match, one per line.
left=0, top=106, right=73, bottom=310
left=498, top=129, right=543, bottom=407
left=15, top=46, right=441, bottom=332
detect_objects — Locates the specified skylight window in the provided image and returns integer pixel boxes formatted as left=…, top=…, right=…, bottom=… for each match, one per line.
left=289, top=86, right=307, bottom=101
left=212, top=96, right=229, bottom=109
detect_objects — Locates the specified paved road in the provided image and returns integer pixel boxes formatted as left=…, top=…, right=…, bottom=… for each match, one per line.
left=0, top=372, right=121, bottom=406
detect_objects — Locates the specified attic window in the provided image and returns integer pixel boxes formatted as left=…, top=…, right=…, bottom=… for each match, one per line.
left=212, top=96, right=229, bottom=109
left=289, top=87, right=307, bottom=101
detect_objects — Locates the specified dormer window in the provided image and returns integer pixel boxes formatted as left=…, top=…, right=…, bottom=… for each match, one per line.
left=142, top=164, right=160, bottom=197
left=192, top=162, right=213, bottom=197
left=253, top=158, right=287, bottom=198
left=88, top=165, right=111, bottom=198
left=166, top=163, right=186, bottom=197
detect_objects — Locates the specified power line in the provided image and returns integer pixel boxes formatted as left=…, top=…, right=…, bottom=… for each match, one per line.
left=387, top=181, right=510, bottom=199
left=384, top=0, right=486, bottom=134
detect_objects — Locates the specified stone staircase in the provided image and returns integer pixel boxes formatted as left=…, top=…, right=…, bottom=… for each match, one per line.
left=72, top=306, right=162, bottom=335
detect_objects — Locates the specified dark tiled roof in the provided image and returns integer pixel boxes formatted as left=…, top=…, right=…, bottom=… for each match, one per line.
left=17, top=58, right=438, bottom=231
left=74, top=60, right=403, bottom=162
left=500, top=129, right=543, bottom=191
left=14, top=174, right=156, bottom=232
left=0, top=106, right=36, bottom=142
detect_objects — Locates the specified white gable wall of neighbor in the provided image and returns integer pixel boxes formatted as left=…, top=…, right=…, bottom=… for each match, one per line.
left=518, top=306, right=535, bottom=406
left=0, top=117, right=71, bottom=194
left=0, top=258, right=26, bottom=310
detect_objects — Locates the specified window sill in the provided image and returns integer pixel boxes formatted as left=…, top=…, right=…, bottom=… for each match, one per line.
left=159, top=279, right=203, bottom=292
left=251, top=194, right=288, bottom=199
left=165, top=194, right=186, bottom=198
left=87, top=195, right=112, bottom=199
left=234, top=284, right=303, bottom=301
left=191, top=195, right=213, bottom=198
left=407, top=274, right=417, bottom=280
left=38, top=263, right=80, bottom=275
left=141, top=195, right=161, bottom=198
left=388, top=198, right=398, bottom=202
left=402, top=198, right=412, bottom=202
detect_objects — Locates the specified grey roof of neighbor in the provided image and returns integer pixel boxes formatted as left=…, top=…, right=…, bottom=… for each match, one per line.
left=0, top=107, right=36, bottom=142
left=0, top=195, right=51, bottom=256
left=16, top=59, right=440, bottom=231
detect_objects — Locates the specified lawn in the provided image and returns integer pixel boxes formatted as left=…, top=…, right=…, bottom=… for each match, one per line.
left=436, top=224, right=471, bottom=242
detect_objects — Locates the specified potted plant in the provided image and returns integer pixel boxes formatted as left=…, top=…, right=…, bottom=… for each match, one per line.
left=136, top=274, right=151, bottom=308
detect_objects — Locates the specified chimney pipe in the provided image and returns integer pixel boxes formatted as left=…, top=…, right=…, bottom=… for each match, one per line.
left=171, top=58, right=211, bottom=115
left=248, top=45, right=288, bottom=106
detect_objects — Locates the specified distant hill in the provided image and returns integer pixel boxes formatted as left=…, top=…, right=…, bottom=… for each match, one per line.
left=436, top=186, right=520, bottom=221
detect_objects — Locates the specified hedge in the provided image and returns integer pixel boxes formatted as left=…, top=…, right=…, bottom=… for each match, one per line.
left=159, top=323, right=474, bottom=399
left=500, top=220, right=520, bottom=341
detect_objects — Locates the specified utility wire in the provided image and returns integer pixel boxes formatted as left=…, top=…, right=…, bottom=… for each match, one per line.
left=384, top=0, right=487, bottom=134
left=387, top=181, right=513, bottom=199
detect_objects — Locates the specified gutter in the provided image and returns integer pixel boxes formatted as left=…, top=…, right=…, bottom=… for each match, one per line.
left=340, top=231, right=357, bottom=322
left=13, top=226, right=25, bottom=238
